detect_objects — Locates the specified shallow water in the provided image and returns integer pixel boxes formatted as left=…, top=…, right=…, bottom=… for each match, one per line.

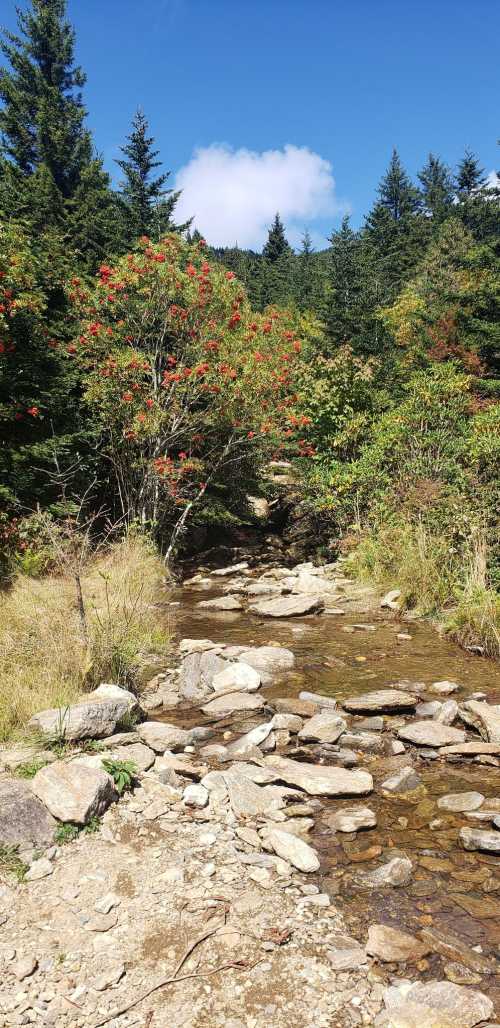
left=160, top=574, right=500, bottom=1007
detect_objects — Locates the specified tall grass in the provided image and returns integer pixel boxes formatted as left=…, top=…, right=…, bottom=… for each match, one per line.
left=0, top=535, right=170, bottom=741
left=347, top=518, right=500, bottom=658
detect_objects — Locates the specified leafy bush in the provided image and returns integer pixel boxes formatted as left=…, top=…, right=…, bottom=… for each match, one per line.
left=101, top=758, right=136, bottom=794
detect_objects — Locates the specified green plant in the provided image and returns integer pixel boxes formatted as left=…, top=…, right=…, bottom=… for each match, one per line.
left=0, top=844, right=28, bottom=882
left=102, top=758, right=137, bottom=794
left=83, top=815, right=102, bottom=834
left=14, top=758, right=50, bottom=779
left=55, top=822, right=80, bottom=845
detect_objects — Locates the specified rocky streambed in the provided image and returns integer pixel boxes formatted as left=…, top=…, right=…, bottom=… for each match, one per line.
left=1, top=553, right=500, bottom=1027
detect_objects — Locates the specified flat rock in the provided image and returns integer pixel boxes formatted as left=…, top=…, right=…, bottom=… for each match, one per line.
left=419, top=927, right=497, bottom=974
left=248, top=594, right=324, bottom=617
left=459, top=700, right=500, bottom=744
left=201, top=692, right=264, bottom=717
left=221, top=771, right=287, bottom=817
left=435, top=699, right=459, bottom=725
left=383, top=980, right=493, bottom=1028
left=108, top=742, right=155, bottom=771
left=238, top=646, right=295, bottom=680
left=326, top=935, right=368, bottom=970
left=183, top=784, right=208, bottom=808
left=137, top=722, right=190, bottom=753
left=0, top=779, right=56, bottom=850
left=380, top=767, right=422, bottom=795
left=430, top=680, right=460, bottom=695
left=354, top=856, right=413, bottom=888
left=273, top=698, right=316, bottom=717
left=262, top=755, right=373, bottom=796
left=210, top=562, right=249, bottom=576
left=441, top=741, right=500, bottom=756
left=326, top=805, right=376, bottom=832
left=31, top=760, right=117, bottom=824
left=341, top=731, right=384, bottom=753
left=460, top=827, right=500, bottom=853
left=25, top=856, right=53, bottom=881
left=398, top=722, right=466, bottom=747
left=366, top=924, right=430, bottom=962
left=342, top=690, right=417, bottom=714
left=27, top=686, right=137, bottom=741
left=298, top=712, right=346, bottom=744
left=211, top=662, right=261, bottom=694
left=263, top=827, right=320, bottom=872
left=196, top=595, right=243, bottom=610
left=437, top=792, right=484, bottom=812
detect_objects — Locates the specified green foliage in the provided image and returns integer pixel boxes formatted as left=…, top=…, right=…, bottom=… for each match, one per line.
left=14, top=758, right=50, bottom=779
left=0, top=843, right=28, bottom=882
left=55, top=814, right=102, bottom=844
left=102, top=758, right=137, bottom=794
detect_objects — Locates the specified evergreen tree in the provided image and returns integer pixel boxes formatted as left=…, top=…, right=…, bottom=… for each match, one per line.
left=365, top=149, right=428, bottom=302
left=262, top=213, right=293, bottom=262
left=116, top=109, right=188, bottom=242
left=456, top=149, right=486, bottom=197
left=418, top=153, right=454, bottom=222
left=296, top=230, right=320, bottom=311
left=0, top=0, right=119, bottom=264
left=324, top=216, right=377, bottom=355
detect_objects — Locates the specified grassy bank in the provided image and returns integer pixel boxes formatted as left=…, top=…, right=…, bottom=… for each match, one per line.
left=347, top=519, right=500, bottom=659
left=0, top=535, right=170, bottom=742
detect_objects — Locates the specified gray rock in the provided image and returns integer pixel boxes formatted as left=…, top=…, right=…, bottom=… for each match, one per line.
left=211, top=662, right=261, bottom=694
left=382, top=980, right=493, bottom=1028
left=437, top=792, right=484, bottom=812
left=210, top=562, right=249, bottom=576
left=341, top=731, right=384, bottom=753
left=248, top=594, right=324, bottom=617
left=390, top=740, right=406, bottom=755
left=298, top=712, right=346, bottom=744
left=326, top=805, right=376, bottom=832
left=398, top=721, right=466, bottom=747
left=342, top=690, right=417, bottom=714
left=356, top=716, right=384, bottom=732
left=366, top=924, right=430, bottom=962
left=14, top=956, right=38, bottom=980
left=221, top=771, right=287, bottom=818
left=354, top=856, right=413, bottom=888
left=183, top=784, right=208, bottom=808
left=25, top=857, right=53, bottom=881
left=416, top=701, right=442, bottom=718
left=262, top=827, right=320, bottom=872
left=326, top=935, right=368, bottom=970
left=178, top=650, right=229, bottom=701
left=262, top=755, right=373, bottom=796
left=107, top=742, right=155, bottom=771
left=201, top=692, right=265, bottom=717
left=430, top=680, right=460, bottom=695
left=0, top=779, right=56, bottom=850
left=380, top=589, right=401, bottom=610
left=380, top=766, right=422, bottom=794
left=137, top=722, right=190, bottom=753
left=32, top=760, right=117, bottom=824
left=435, top=699, right=459, bottom=725
left=196, top=595, right=243, bottom=610
left=299, top=691, right=338, bottom=709
left=460, top=827, right=500, bottom=853
left=28, top=685, right=137, bottom=741
left=238, top=646, right=295, bottom=682
left=459, top=700, right=500, bottom=744
left=271, top=713, right=303, bottom=733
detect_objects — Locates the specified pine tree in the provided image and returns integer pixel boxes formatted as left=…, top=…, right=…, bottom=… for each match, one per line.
left=365, top=149, right=428, bottom=302
left=296, top=230, right=321, bottom=311
left=418, top=153, right=454, bottom=222
left=116, top=109, right=188, bottom=242
left=456, top=150, right=486, bottom=197
left=324, top=216, right=376, bottom=354
left=262, top=213, right=293, bottom=262
left=0, top=0, right=119, bottom=264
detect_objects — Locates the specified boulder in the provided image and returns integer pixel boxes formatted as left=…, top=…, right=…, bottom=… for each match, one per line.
left=31, top=760, right=117, bottom=824
left=271, top=713, right=303, bottom=733
left=435, top=699, right=459, bottom=725
left=459, top=700, right=500, bottom=744
left=201, top=692, right=265, bottom=717
left=196, top=596, right=243, bottom=611
left=137, top=722, right=190, bottom=753
left=245, top=582, right=285, bottom=597
left=430, top=681, right=459, bottom=695
left=291, top=571, right=333, bottom=596
left=211, top=662, right=261, bottom=694
left=398, top=722, right=466, bottom=747
left=105, top=742, right=155, bottom=771
left=262, top=755, right=373, bottom=796
left=342, top=690, right=417, bottom=714
left=366, top=924, right=430, bottom=962
left=28, top=686, right=137, bottom=741
left=326, top=805, right=376, bottom=833
left=248, top=595, right=324, bottom=618
left=178, top=650, right=229, bottom=701
left=460, top=827, right=500, bottom=853
left=238, top=646, right=295, bottom=681
left=263, top=827, right=320, bottom=873
left=382, top=980, right=493, bottom=1028
left=355, top=856, right=413, bottom=888
left=380, top=589, right=401, bottom=610
left=437, top=792, right=484, bottom=813
left=298, top=712, right=346, bottom=744
left=0, top=779, right=56, bottom=850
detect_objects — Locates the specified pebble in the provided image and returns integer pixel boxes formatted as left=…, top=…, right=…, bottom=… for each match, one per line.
left=14, top=957, right=38, bottom=981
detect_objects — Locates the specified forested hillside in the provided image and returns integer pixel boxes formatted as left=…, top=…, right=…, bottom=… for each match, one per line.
left=0, top=0, right=499, bottom=654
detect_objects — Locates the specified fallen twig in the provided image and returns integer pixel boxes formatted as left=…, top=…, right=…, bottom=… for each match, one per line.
left=92, top=921, right=262, bottom=1027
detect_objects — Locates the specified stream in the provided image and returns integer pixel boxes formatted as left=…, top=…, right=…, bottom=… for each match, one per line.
left=157, top=559, right=500, bottom=1015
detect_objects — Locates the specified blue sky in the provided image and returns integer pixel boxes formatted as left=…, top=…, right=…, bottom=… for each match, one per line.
left=3, top=0, right=499, bottom=248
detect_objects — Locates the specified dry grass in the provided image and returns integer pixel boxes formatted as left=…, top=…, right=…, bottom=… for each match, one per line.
left=445, top=587, right=500, bottom=659
left=0, top=535, right=170, bottom=741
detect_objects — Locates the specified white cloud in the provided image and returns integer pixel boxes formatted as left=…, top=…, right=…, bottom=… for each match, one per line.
left=486, top=169, right=500, bottom=190
left=174, top=143, right=346, bottom=250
